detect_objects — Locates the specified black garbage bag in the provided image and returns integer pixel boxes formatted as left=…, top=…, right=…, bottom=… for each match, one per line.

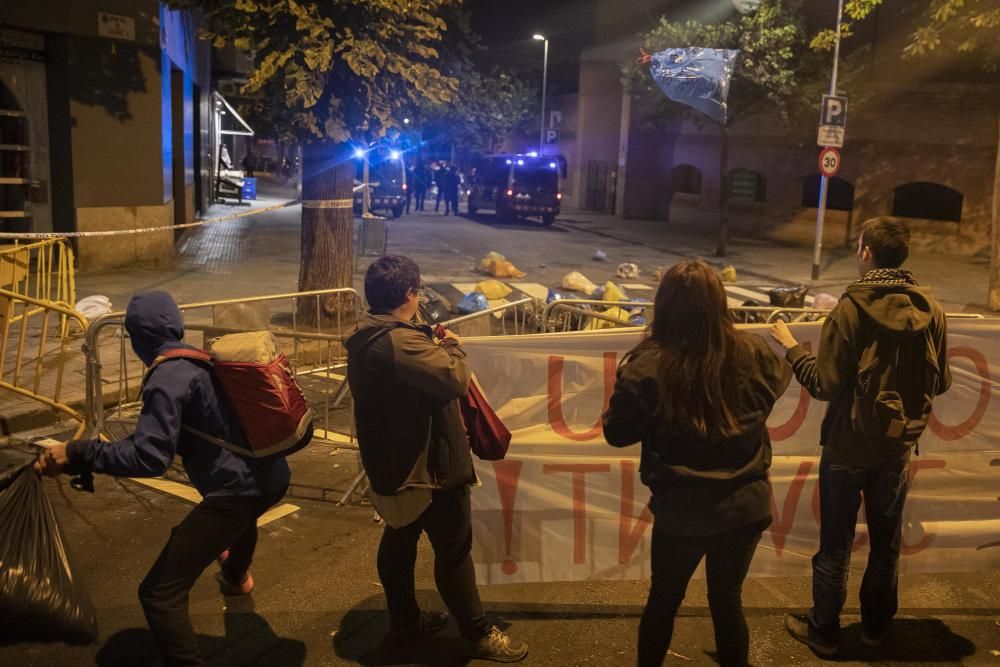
left=419, top=286, right=452, bottom=324
left=0, top=460, right=98, bottom=644
left=768, top=285, right=809, bottom=308
left=734, top=299, right=766, bottom=324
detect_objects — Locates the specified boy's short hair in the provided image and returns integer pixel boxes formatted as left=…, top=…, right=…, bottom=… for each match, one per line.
left=862, top=217, right=911, bottom=268
left=365, top=255, right=421, bottom=311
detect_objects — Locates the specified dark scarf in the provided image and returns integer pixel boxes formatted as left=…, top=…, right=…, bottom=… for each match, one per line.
left=856, top=268, right=918, bottom=286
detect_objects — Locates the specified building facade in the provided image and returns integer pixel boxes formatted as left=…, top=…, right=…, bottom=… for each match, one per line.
left=0, top=1, right=215, bottom=269
left=568, top=0, right=999, bottom=256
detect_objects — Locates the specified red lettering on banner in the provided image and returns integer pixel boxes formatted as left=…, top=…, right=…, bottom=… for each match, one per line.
left=492, top=460, right=523, bottom=575
left=901, top=459, right=946, bottom=555
left=768, top=342, right=812, bottom=442
left=928, top=346, right=992, bottom=441
left=768, top=461, right=812, bottom=555
left=543, top=463, right=612, bottom=564
left=618, top=460, right=653, bottom=564
left=547, top=352, right=617, bottom=441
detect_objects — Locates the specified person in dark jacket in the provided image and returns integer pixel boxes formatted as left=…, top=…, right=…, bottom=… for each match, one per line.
left=345, top=255, right=527, bottom=663
left=413, top=162, right=429, bottom=211
left=603, top=260, right=790, bottom=667
left=35, top=291, right=290, bottom=667
left=771, top=217, right=951, bottom=657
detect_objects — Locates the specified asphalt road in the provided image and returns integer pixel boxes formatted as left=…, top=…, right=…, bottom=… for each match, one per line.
left=1, top=441, right=996, bottom=666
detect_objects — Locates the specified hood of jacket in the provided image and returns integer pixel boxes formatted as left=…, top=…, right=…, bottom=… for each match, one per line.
left=844, top=282, right=936, bottom=335
left=125, top=291, right=187, bottom=365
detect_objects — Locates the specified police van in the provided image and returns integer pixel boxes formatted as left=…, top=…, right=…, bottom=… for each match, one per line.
left=354, top=146, right=407, bottom=218
left=468, top=153, right=561, bottom=225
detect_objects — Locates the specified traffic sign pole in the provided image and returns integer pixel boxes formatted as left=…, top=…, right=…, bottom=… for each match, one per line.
left=812, top=0, right=845, bottom=281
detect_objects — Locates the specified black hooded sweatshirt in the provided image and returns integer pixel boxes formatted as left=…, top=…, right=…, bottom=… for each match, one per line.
left=786, top=280, right=951, bottom=467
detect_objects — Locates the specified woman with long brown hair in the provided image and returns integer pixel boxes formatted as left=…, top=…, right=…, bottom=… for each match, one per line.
left=603, top=260, right=790, bottom=666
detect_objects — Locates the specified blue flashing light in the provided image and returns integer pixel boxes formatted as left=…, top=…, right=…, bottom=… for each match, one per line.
left=389, top=150, right=401, bottom=160
left=516, top=159, right=524, bottom=166
left=353, top=147, right=365, bottom=159
left=549, top=161, right=557, bottom=168
left=527, top=151, right=538, bottom=157
left=505, top=159, right=512, bottom=165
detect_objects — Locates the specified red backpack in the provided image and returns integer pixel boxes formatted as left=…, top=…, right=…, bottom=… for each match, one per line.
left=146, top=343, right=314, bottom=459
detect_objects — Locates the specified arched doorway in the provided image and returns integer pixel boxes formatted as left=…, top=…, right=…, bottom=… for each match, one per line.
left=892, top=182, right=963, bottom=222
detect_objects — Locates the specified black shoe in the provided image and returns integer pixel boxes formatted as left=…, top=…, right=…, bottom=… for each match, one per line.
left=465, top=626, right=528, bottom=663
left=785, top=613, right=838, bottom=657
left=386, top=611, right=449, bottom=642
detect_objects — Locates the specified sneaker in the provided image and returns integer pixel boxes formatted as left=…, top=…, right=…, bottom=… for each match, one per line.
left=465, top=626, right=528, bottom=663
left=215, top=571, right=254, bottom=596
left=785, top=613, right=838, bottom=657
left=386, top=611, right=450, bottom=642
left=861, top=628, right=889, bottom=648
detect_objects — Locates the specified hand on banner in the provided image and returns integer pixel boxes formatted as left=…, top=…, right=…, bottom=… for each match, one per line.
left=770, top=321, right=799, bottom=350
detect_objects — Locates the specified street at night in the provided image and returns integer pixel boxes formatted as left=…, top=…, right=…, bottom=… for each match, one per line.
left=2, top=0, right=999, bottom=665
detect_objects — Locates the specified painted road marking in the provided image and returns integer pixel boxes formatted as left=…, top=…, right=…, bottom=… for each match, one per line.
left=314, top=429, right=355, bottom=445
left=509, top=282, right=550, bottom=300
left=130, top=477, right=300, bottom=527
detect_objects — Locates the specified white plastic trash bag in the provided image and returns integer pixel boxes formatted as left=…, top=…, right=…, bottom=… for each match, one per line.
left=74, top=296, right=112, bottom=323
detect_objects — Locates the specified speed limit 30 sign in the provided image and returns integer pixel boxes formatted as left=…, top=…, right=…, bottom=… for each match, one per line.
left=818, top=146, right=841, bottom=178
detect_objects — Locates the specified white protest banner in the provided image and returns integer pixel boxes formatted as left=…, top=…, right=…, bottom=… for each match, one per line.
left=462, top=321, right=1000, bottom=583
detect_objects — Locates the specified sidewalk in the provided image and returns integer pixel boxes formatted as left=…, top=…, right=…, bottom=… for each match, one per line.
left=555, top=208, right=994, bottom=314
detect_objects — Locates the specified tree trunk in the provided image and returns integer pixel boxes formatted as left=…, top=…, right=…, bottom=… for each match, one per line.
left=297, top=141, right=357, bottom=327
left=989, top=116, right=1000, bottom=311
left=715, top=124, right=730, bottom=257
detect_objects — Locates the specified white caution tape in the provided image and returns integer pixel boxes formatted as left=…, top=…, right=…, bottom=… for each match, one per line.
left=0, top=200, right=298, bottom=240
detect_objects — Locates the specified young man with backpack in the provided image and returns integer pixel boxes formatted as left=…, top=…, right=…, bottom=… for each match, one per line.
left=346, top=255, right=528, bottom=662
left=770, top=218, right=951, bottom=657
left=34, top=291, right=291, bottom=666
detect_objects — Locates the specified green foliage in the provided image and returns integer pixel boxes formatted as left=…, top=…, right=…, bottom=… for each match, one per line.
left=401, top=4, right=536, bottom=154
left=625, top=0, right=813, bottom=125
left=811, top=0, right=999, bottom=71
left=168, top=0, right=461, bottom=141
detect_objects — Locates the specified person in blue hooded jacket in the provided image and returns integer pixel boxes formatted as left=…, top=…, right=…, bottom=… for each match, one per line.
left=35, top=291, right=290, bottom=667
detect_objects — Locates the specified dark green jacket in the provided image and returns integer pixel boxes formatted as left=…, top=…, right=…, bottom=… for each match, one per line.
left=786, top=281, right=951, bottom=467
left=346, top=312, right=474, bottom=496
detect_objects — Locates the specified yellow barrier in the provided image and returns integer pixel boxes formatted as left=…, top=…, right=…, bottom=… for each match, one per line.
left=0, top=287, right=88, bottom=438
left=0, top=239, right=76, bottom=323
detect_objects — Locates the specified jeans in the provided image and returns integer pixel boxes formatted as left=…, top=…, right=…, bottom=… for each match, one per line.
left=377, top=485, right=489, bottom=640
left=138, top=490, right=286, bottom=666
left=638, top=520, right=767, bottom=667
left=810, top=456, right=909, bottom=639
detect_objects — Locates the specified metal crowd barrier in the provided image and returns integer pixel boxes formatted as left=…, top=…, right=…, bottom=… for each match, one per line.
left=83, top=287, right=362, bottom=448
left=0, top=287, right=89, bottom=438
left=437, top=297, right=539, bottom=336
left=0, top=239, right=76, bottom=322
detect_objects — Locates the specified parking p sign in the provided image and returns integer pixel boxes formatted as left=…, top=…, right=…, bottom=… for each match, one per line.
left=821, top=94, right=847, bottom=126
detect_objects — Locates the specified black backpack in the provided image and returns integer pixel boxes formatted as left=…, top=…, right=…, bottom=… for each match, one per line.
left=850, top=313, right=941, bottom=446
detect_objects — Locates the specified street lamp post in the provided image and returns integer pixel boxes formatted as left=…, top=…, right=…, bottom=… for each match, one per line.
left=533, top=33, right=549, bottom=154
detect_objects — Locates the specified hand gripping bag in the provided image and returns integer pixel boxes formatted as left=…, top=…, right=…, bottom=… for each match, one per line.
left=0, top=460, right=98, bottom=644
left=148, top=332, right=313, bottom=459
